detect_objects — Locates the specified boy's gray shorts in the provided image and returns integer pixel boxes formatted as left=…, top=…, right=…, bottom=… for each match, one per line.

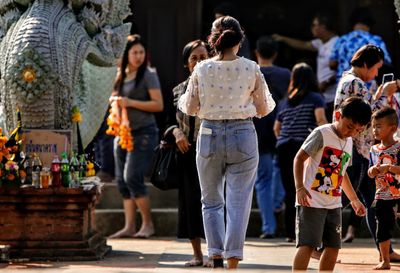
left=296, top=206, right=342, bottom=249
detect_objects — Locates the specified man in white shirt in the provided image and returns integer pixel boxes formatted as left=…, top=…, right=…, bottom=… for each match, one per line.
left=273, top=13, right=338, bottom=122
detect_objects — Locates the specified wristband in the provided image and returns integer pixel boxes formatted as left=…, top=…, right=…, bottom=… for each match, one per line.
left=296, top=186, right=305, bottom=192
left=350, top=199, right=360, bottom=204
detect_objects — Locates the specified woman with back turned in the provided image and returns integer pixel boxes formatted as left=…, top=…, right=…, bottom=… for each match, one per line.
left=178, top=16, right=275, bottom=269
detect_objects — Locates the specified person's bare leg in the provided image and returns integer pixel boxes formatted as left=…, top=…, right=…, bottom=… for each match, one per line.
left=134, top=196, right=154, bottom=238
left=389, top=249, right=400, bottom=261
left=342, top=225, right=355, bottom=243
left=375, top=240, right=391, bottom=270
left=184, top=238, right=204, bottom=266
left=293, top=246, right=313, bottom=271
left=319, top=247, right=339, bottom=271
left=227, top=257, right=239, bottom=269
left=108, top=198, right=136, bottom=238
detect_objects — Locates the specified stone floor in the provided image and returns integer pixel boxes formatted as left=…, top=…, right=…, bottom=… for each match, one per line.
left=2, top=237, right=400, bottom=272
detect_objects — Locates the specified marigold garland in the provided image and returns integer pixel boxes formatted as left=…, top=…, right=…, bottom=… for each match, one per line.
left=106, top=101, right=121, bottom=136
left=119, top=107, right=134, bottom=152
left=106, top=99, right=134, bottom=152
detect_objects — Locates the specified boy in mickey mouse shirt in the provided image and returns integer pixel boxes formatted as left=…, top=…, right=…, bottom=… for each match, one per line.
left=293, top=97, right=370, bottom=271
left=368, top=107, right=400, bottom=270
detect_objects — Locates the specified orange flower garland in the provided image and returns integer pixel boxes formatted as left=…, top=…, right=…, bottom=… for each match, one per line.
left=119, top=107, right=134, bottom=152
left=106, top=101, right=121, bottom=136
left=106, top=100, right=133, bottom=152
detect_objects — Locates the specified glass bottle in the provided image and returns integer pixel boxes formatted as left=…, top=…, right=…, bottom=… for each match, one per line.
left=23, top=153, right=32, bottom=185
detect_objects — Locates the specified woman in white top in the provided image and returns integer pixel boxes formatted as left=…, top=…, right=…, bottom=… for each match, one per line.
left=178, top=16, right=275, bottom=269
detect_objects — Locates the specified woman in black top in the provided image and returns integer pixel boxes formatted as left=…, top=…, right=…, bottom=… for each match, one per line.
left=168, top=40, right=209, bottom=267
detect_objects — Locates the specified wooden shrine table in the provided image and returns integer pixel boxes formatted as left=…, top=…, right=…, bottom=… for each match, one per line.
left=0, top=186, right=110, bottom=261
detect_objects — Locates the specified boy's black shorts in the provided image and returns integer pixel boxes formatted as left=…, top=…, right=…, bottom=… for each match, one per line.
left=296, top=206, right=342, bottom=249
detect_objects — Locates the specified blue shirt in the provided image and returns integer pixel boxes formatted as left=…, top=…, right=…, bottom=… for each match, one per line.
left=276, top=92, right=325, bottom=147
left=330, top=30, right=392, bottom=81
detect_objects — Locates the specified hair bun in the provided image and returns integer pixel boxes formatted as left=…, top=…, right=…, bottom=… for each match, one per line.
left=208, top=16, right=244, bottom=53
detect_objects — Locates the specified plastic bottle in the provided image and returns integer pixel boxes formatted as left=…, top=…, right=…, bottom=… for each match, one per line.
left=79, top=154, right=87, bottom=179
left=32, top=166, right=40, bottom=188
left=40, top=167, right=51, bottom=189
left=31, top=154, right=42, bottom=188
left=32, top=153, right=42, bottom=172
left=22, top=153, right=32, bottom=184
left=61, top=152, right=71, bottom=187
left=70, top=152, right=80, bottom=188
left=51, top=155, right=61, bottom=187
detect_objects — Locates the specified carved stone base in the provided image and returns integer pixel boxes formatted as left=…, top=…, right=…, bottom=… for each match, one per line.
left=0, top=186, right=110, bottom=261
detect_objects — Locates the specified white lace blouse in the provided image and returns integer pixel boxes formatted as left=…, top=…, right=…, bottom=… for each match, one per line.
left=178, top=57, right=275, bottom=120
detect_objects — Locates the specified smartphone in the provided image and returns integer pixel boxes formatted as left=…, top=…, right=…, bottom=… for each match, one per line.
left=382, top=73, right=394, bottom=84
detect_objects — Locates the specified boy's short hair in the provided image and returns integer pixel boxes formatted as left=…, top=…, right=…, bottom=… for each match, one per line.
left=372, top=107, right=398, bottom=127
left=256, top=35, right=278, bottom=59
left=339, top=97, right=372, bottom=126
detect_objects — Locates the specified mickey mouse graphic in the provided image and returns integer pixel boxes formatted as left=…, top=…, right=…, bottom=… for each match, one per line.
left=322, top=149, right=341, bottom=174
left=315, top=172, right=333, bottom=194
left=312, top=148, right=340, bottom=194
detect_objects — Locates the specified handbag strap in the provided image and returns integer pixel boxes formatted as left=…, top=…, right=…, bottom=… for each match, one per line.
left=162, top=125, right=178, bottom=143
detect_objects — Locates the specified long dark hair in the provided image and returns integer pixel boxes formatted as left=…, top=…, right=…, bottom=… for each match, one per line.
left=288, top=63, right=319, bottom=106
left=115, top=34, right=148, bottom=94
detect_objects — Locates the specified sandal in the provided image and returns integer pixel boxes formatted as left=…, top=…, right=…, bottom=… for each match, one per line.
left=212, top=258, right=224, bottom=268
left=184, top=259, right=203, bottom=267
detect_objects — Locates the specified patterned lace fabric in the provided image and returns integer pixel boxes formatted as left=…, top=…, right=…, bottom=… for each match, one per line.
left=178, top=57, right=275, bottom=120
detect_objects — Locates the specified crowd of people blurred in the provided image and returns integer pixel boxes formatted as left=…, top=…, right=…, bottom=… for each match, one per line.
left=90, top=1, right=400, bottom=270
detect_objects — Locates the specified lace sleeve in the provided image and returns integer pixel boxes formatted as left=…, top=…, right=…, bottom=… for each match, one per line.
left=252, top=67, right=276, bottom=118
left=178, top=71, right=200, bottom=116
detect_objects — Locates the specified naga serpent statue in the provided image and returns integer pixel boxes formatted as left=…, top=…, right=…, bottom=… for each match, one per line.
left=0, top=0, right=131, bottom=148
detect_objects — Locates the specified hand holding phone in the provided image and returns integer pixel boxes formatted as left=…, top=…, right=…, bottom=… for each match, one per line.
left=382, top=73, right=394, bottom=84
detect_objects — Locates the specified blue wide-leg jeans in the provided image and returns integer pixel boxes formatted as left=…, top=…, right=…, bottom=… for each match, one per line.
left=196, top=119, right=258, bottom=260
left=255, top=152, right=276, bottom=235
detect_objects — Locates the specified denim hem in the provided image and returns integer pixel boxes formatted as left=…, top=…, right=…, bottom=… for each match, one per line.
left=223, top=249, right=243, bottom=260
left=208, top=248, right=224, bottom=258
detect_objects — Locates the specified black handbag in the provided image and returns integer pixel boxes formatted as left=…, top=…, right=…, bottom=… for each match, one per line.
left=148, top=126, right=179, bottom=190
